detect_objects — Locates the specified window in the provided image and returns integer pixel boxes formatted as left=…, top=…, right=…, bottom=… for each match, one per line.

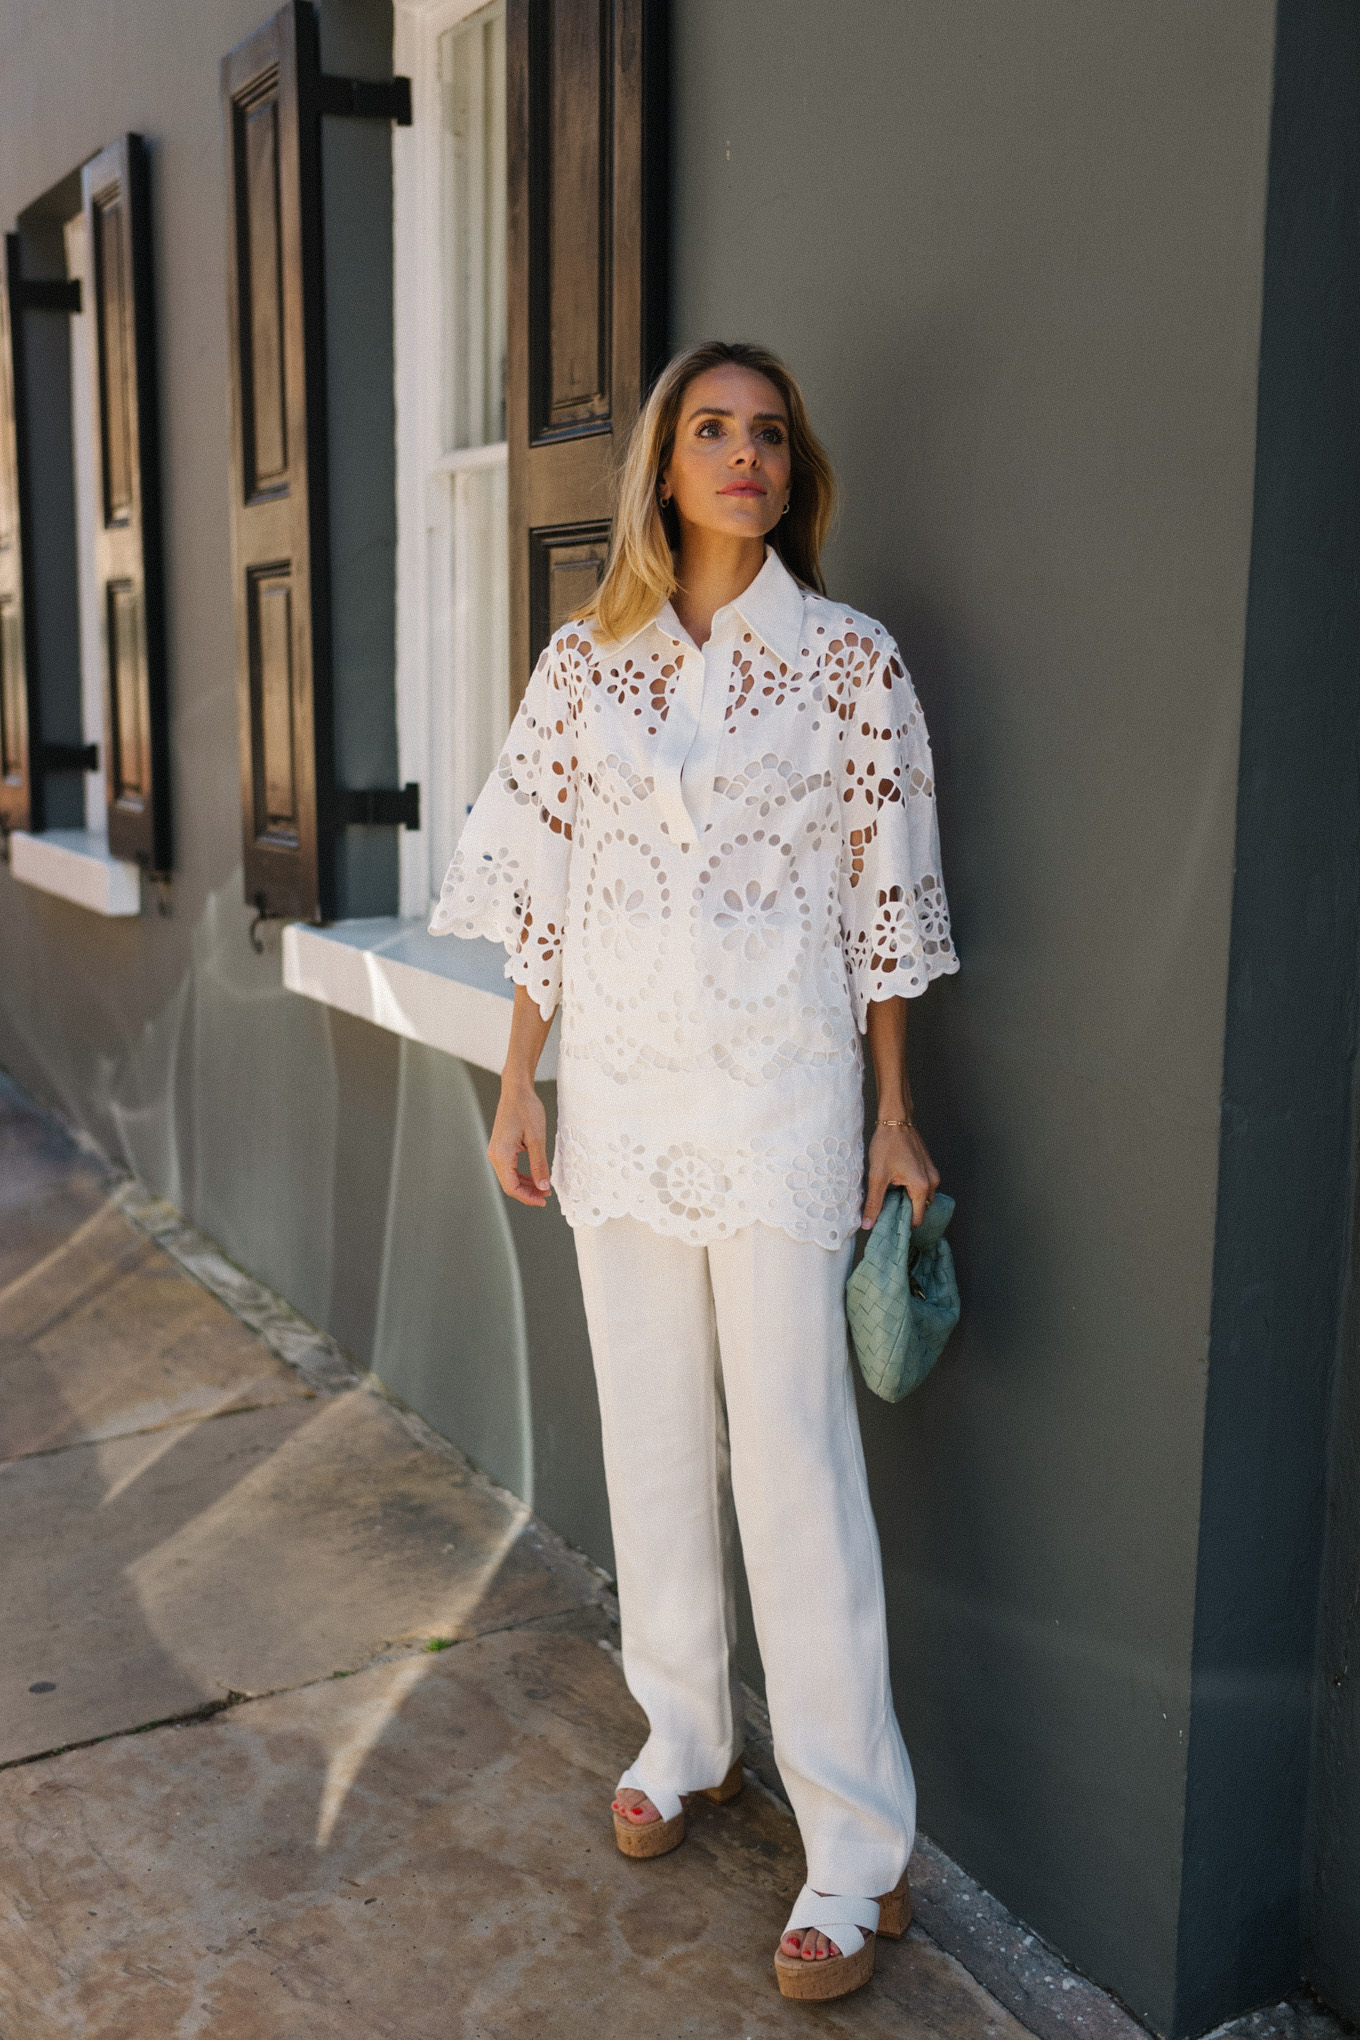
left=2, top=139, right=166, bottom=913
left=63, top=210, right=107, bottom=843
left=284, top=0, right=662, bottom=1059
left=394, top=0, right=508, bottom=920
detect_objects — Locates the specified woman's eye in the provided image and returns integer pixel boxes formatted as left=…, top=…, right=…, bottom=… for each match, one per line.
left=696, top=420, right=722, bottom=438
left=759, top=427, right=786, bottom=445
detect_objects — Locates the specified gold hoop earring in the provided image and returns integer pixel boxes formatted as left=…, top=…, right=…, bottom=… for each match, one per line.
left=781, top=501, right=791, bottom=516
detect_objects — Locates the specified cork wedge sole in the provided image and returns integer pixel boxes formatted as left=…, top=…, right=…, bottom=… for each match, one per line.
left=776, top=1933, right=876, bottom=2002
left=611, top=1758, right=744, bottom=1860
left=773, top=1869, right=911, bottom=2003
left=877, top=1870, right=912, bottom=1939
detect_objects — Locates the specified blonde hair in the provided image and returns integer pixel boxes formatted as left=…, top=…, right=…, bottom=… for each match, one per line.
left=578, top=340, right=838, bottom=645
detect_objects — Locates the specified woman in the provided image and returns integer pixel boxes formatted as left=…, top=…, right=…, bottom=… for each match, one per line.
left=431, top=340, right=957, bottom=2002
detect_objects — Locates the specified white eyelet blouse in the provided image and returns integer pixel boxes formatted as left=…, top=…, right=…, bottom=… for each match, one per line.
left=431, top=548, right=958, bottom=1249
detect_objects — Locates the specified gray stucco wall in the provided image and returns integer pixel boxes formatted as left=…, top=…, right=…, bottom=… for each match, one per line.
left=671, top=4, right=1274, bottom=2031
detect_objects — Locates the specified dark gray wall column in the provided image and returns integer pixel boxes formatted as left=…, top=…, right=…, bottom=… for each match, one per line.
left=1175, top=3, right=1360, bottom=2027
left=1307, top=1235, right=1360, bottom=2022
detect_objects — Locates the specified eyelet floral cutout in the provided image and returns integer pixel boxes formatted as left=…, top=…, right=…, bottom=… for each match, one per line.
left=432, top=549, right=957, bottom=1248
left=715, top=880, right=785, bottom=960
left=788, top=1138, right=860, bottom=1231
left=649, top=1143, right=733, bottom=1224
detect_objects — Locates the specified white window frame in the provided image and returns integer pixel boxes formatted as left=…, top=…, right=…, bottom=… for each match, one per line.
left=393, top=0, right=508, bottom=921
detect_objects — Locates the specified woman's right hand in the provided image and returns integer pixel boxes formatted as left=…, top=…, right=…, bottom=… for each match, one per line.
left=489, top=983, right=556, bottom=1207
left=488, top=1079, right=551, bottom=1207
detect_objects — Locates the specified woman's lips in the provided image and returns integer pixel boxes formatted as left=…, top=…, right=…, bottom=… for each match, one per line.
left=719, top=483, right=766, bottom=496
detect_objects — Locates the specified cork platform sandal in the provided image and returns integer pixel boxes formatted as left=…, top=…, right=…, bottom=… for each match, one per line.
left=773, top=1869, right=912, bottom=2002
left=611, top=1758, right=745, bottom=1860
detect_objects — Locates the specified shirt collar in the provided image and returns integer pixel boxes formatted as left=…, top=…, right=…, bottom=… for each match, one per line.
left=630, top=548, right=808, bottom=667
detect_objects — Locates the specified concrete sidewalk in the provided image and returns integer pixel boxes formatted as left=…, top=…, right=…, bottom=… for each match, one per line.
left=0, top=1072, right=1112, bottom=2040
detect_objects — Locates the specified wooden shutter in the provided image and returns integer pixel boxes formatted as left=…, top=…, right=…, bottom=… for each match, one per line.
left=0, top=248, right=31, bottom=834
left=223, top=3, right=413, bottom=923
left=222, top=1, right=332, bottom=923
left=81, top=135, right=170, bottom=872
left=507, top=0, right=668, bottom=707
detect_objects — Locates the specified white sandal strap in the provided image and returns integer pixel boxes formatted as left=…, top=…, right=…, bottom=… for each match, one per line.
left=616, top=1765, right=682, bottom=1824
left=781, top=1885, right=881, bottom=1959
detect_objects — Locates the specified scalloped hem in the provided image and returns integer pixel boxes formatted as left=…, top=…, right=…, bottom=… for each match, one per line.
left=554, top=1184, right=861, bottom=1254
left=852, top=950, right=960, bottom=1033
left=428, top=916, right=560, bottom=1023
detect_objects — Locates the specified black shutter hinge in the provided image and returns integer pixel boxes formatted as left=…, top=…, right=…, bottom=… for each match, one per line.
left=14, top=278, right=81, bottom=314
left=41, top=741, right=99, bottom=773
left=318, top=74, right=413, bottom=125
left=333, top=783, right=420, bottom=830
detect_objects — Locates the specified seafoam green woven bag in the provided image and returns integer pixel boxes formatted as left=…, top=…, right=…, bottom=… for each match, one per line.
left=846, top=1189, right=960, bottom=1402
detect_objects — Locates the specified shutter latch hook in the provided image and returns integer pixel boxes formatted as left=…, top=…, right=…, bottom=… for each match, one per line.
left=248, top=894, right=279, bottom=955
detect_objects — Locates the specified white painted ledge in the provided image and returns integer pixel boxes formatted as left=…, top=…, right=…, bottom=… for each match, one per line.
left=282, top=918, right=559, bottom=1078
left=8, top=829, right=141, bottom=916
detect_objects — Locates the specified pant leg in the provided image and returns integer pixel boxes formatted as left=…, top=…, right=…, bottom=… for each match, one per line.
left=708, top=1222, right=916, bottom=1896
left=572, top=1214, right=744, bottom=1798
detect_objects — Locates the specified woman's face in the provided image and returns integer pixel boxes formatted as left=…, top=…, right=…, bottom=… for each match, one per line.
left=660, top=364, right=792, bottom=544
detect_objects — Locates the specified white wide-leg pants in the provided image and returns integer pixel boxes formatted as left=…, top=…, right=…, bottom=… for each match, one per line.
left=573, top=1214, right=916, bottom=1896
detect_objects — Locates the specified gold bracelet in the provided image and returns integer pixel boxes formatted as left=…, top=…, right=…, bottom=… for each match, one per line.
left=877, top=1115, right=915, bottom=1129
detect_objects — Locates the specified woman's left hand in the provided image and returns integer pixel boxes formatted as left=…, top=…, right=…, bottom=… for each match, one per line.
left=862, top=1122, right=941, bottom=1231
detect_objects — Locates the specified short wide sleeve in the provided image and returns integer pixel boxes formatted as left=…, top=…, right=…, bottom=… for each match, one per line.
left=429, top=645, right=578, bottom=1019
left=839, top=636, right=959, bottom=1027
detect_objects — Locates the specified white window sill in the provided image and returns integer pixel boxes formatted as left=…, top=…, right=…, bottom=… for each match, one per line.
left=281, top=918, right=559, bottom=1078
left=8, top=830, right=141, bottom=917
